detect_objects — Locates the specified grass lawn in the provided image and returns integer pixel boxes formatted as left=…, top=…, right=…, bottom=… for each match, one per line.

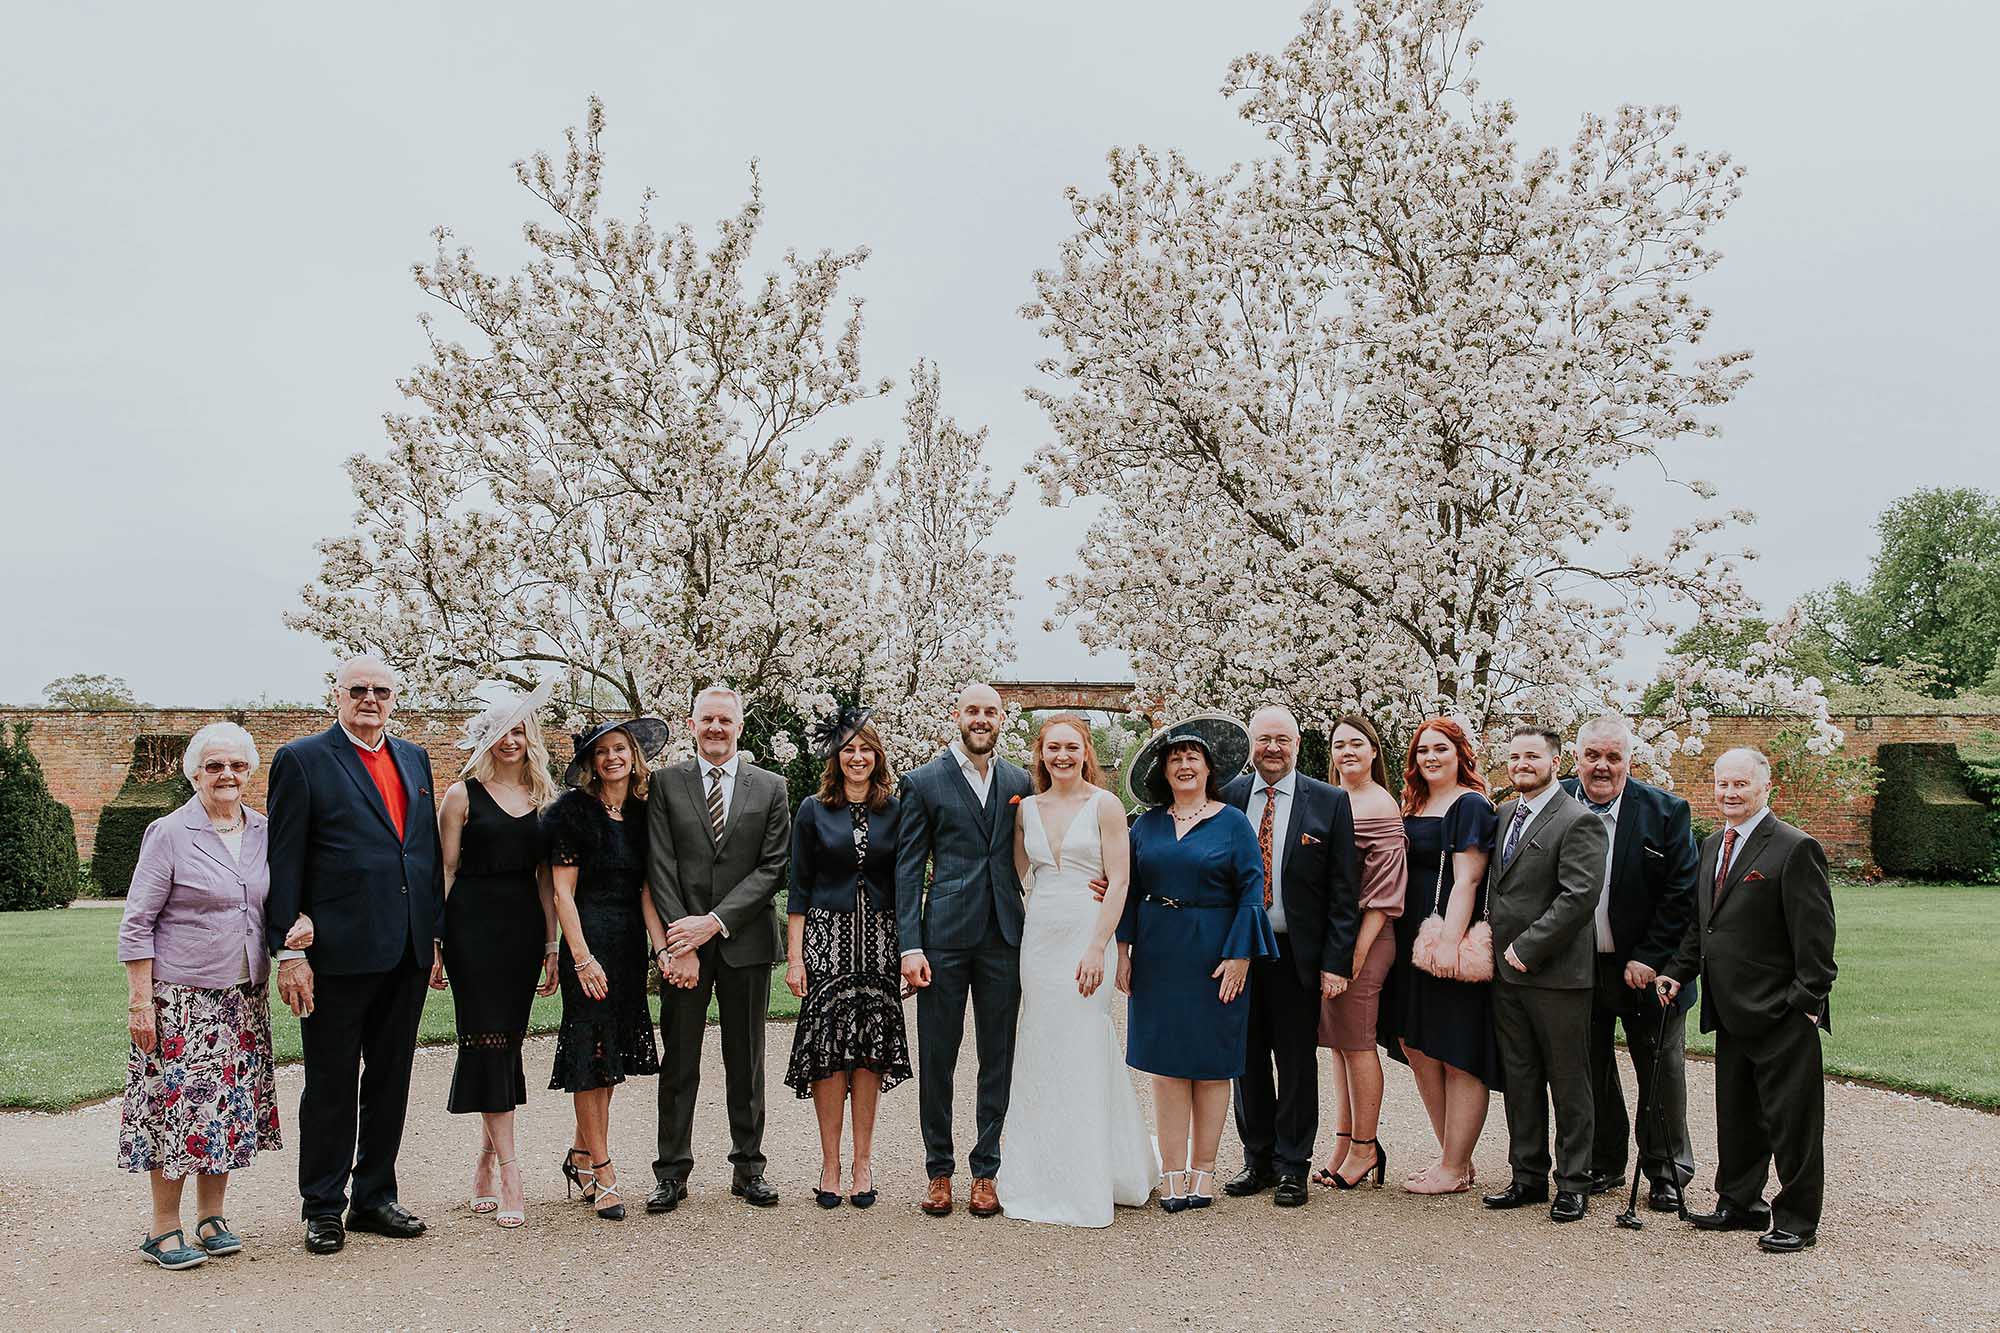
left=0, top=909, right=798, bottom=1112
left=1682, top=880, right=2000, bottom=1109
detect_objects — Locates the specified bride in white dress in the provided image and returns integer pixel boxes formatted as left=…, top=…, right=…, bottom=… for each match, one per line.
left=995, top=715, right=1157, bottom=1227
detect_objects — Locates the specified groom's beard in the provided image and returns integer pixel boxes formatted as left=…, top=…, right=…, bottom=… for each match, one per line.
left=958, top=725, right=998, bottom=755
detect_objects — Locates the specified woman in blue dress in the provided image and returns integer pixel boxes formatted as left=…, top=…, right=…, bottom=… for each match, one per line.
left=1118, top=715, right=1277, bottom=1213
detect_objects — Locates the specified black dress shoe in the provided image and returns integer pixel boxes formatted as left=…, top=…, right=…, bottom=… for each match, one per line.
left=1586, top=1170, right=1623, bottom=1196
left=345, top=1202, right=426, bottom=1238
left=731, top=1175, right=780, bottom=1207
left=304, top=1216, right=344, bottom=1255
left=1223, top=1166, right=1276, bottom=1197
left=1549, top=1190, right=1587, bottom=1223
left=1647, top=1180, right=1684, bottom=1213
left=1686, top=1202, right=1771, bottom=1232
left=1480, top=1182, right=1550, bottom=1209
left=1272, top=1176, right=1309, bottom=1207
left=1757, top=1227, right=1816, bottom=1253
left=646, top=1179, right=687, bottom=1214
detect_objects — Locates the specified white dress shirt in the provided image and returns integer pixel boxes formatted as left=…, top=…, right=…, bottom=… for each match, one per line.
left=1723, top=805, right=1771, bottom=839
left=950, top=741, right=993, bottom=806
left=1248, top=769, right=1297, bottom=932
left=1589, top=793, right=1624, bottom=953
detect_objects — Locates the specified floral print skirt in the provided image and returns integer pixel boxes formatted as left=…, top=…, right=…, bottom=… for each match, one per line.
left=118, top=980, right=281, bottom=1178
left=784, top=899, right=912, bottom=1097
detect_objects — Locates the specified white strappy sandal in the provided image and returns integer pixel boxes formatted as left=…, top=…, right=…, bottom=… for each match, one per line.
left=494, top=1155, right=524, bottom=1229
left=469, top=1143, right=499, bottom=1214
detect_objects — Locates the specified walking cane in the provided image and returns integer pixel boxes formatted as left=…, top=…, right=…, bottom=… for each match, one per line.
left=1615, top=988, right=1677, bottom=1232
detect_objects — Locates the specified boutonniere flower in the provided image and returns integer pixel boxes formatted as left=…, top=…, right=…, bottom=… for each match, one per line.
left=1009, top=794, right=1023, bottom=806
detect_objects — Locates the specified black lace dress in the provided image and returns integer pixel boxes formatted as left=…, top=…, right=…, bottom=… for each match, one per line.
left=783, top=801, right=912, bottom=1096
left=546, top=789, right=659, bottom=1093
left=443, top=779, right=548, bottom=1113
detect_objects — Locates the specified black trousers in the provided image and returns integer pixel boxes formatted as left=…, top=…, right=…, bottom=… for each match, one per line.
left=1234, top=933, right=1321, bottom=1178
left=654, top=945, right=772, bottom=1185
left=915, top=909, right=1020, bottom=1180
left=1493, top=981, right=1595, bottom=1195
left=1713, top=1012, right=1825, bottom=1234
left=1589, top=956, right=1695, bottom=1187
left=296, top=955, right=428, bottom=1219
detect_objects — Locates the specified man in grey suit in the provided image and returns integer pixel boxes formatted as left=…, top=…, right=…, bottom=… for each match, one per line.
left=646, top=684, right=792, bottom=1211
left=1480, top=723, right=1609, bottom=1224
left=895, top=682, right=1034, bottom=1218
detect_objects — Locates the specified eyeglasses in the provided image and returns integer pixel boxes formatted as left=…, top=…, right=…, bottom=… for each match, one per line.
left=201, top=760, right=252, bottom=775
left=345, top=685, right=395, bottom=701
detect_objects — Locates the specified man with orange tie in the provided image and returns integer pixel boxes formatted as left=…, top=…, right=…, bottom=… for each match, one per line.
left=1658, top=747, right=1836, bottom=1254
left=1220, top=705, right=1358, bottom=1208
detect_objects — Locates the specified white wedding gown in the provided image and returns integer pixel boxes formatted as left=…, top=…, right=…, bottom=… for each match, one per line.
left=996, top=793, right=1157, bottom=1227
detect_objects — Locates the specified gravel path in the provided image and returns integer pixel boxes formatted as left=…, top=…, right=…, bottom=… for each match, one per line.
left=4, top=1003, right=1994, bottom=1331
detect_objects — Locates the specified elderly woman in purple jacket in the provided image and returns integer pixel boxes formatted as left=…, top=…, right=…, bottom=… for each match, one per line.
left=117, top=722, right=309, bottom=1270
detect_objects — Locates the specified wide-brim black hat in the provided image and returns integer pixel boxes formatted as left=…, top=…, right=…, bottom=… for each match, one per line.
left=1125, top=712, right=1252, bottom=807
left=564, top=716, right=671, bottom=788
left=810, top=705, right=875, bottom=761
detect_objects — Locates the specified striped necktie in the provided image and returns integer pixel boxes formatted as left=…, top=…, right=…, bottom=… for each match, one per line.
left=706, top=766, right=726, bottom=839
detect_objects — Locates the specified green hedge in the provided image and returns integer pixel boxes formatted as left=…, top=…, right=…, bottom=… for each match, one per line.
left=92, top=735, right=193, bottom=898
left=1873, top=742, right=1994, bottom=880
left=0, top=723, right=80, bottom=910
left=1956, top=734, right=2000, bottom=884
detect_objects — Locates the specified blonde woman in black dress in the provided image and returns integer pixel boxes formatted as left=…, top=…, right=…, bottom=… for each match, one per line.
left=432, top=684, right=559, bottom=1228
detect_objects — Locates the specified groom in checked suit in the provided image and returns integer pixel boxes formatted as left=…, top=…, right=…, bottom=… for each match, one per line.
left=1221, top=704, right=1359, bottom=1208
left=1480, top=724, right=1609, bottom=1224
left=896, top=682, right=1035, bottom=1218
left=647, top=684, right=792, bottom=1211
left=1560, top=715, right=1700, bottom=1213
left=1660, top=747, right=1836, bottom=1254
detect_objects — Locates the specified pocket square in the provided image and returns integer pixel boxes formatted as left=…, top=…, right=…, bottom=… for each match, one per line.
left=1299, top=832, right=1321, bottom=846
left=1642, top=844, right=1664, bottom=859
left=1742, top=869, right=1768, bottom=883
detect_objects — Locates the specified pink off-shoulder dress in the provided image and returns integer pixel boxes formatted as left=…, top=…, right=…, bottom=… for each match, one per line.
left=1317, top=813, right=1408, bottom=1051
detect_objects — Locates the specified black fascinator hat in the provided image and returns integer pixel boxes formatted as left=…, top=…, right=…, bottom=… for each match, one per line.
left=810, top=706, right=875, bottom=761
left=564, top=716, right=671, bottom=789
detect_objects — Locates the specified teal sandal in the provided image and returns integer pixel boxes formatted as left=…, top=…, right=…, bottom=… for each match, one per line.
left=195, top=1216, right=242, bottom=1255
left=138, top=1228, right=210, bottom=1270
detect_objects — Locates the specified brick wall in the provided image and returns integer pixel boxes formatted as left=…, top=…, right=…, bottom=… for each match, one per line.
left=6, top=706, right=1997, bottom=870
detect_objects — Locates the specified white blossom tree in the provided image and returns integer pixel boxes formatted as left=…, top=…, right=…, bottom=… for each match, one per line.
left=289, top=100, right=898, bottom=755
left=1024, top=0, right=1836, bottom=771
left=856, top=360, right=1018, bottom=771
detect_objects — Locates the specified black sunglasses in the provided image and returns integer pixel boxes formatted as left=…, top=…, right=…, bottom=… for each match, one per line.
left=345, top=685, right=395, bottom=700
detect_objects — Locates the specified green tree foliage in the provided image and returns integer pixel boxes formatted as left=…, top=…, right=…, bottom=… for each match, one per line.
left=1806, top=488, right=2000, bottom=696
left=41, top=673, right=142, bottom=709
left=0, top=724, right=81, bottom=910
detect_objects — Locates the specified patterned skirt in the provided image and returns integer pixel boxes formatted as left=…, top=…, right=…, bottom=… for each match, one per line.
left=784, top=898, right=912, bottom=1097
left=118, top=981, right=281, bottom=1178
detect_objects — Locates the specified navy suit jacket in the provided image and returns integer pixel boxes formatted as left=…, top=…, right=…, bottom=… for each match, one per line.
left=1222, top=771, right=1360, bottom=985
left=894, top=751, right=1033, bottom=953
left=1559, top=775, right=1700, bottom=1007
left=264, top=724, right=444, bottom=975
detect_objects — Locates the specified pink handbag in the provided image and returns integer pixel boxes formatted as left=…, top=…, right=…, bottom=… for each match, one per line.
left=1409, top=828, right=1495, bottom=983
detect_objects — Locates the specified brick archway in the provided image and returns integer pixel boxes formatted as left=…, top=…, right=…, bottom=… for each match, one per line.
left=993, top=680, right=1150, bottom=719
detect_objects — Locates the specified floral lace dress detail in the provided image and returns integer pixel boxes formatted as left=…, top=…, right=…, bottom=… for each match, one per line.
left=784, top=804, right=912, bottom=1095
left=547, top=790, right=660, bottom=1093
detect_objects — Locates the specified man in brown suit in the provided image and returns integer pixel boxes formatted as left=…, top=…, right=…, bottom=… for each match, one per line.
left=1659, top=746, right=1836, bottom=1253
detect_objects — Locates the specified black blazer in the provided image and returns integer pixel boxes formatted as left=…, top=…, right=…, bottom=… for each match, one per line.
left=264, top=724, right=444, bottom=976
left=1559, top=777, right=1699, bottom=986
left=1668, top=812, right=1837, bottom=1037
left=1222, top=771, right=1360, bottom=985
left=787, top=794, right=900, bottom=915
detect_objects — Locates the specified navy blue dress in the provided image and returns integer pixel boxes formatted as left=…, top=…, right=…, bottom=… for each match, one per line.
left=1120, top=805, right=1279, bottom=1080
left=1379, top=790, right=1504, bottom=1089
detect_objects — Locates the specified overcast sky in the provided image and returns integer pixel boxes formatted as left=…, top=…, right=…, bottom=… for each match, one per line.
left=3, top=0, right=1995, bottom=707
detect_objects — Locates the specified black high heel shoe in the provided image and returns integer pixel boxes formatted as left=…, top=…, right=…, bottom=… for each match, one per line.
left=1311, top=1130, right=1353, bottom=1188
left=1333, top=1138, right=1387, bottom=1190
left=589, top=1159, right=625, bottom=1220
left=848, top=1160, right=876, bottom=1209
left=561, top=1147, right=590, bottom=1200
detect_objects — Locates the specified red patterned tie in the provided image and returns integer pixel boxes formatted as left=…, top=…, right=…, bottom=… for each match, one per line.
left=1258, top=786, right=1276, bottom=909
left=1712, top=826, right=1738, bottom=908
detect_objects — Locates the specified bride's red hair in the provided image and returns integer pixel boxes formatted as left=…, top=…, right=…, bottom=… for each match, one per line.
left=1031, top=713, right=1106, bottom=793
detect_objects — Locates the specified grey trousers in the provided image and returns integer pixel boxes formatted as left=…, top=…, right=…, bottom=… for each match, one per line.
left=1493, top=980, right=1595, bottom=1195
left=654, top=947, right=772, bottom=1186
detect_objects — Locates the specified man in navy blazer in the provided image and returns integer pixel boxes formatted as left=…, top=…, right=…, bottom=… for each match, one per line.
left=266, top=656, right=444, bottom=1255
left=1561, top=716, right=1699, bottom=1214
left=895, top=683, right=1034, bottom=1218
left=1221, top=705, right=1359, bottom=1208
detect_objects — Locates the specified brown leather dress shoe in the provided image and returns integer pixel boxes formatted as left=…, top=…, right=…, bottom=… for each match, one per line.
left=921, top=1176, right=954, bottom=1216
left=968, top=1177, right=1001, bottom=1217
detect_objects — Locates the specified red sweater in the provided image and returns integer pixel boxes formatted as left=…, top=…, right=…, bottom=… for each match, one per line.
left=354, top=740, right=408, bottom=841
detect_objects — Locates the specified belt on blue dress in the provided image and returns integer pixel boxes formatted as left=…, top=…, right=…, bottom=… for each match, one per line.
left=1141, top=894, right=1185, bottom=909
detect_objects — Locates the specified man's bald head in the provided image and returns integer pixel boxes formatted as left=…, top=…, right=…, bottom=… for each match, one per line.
left=953, top=682, right=1004, bottom=759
